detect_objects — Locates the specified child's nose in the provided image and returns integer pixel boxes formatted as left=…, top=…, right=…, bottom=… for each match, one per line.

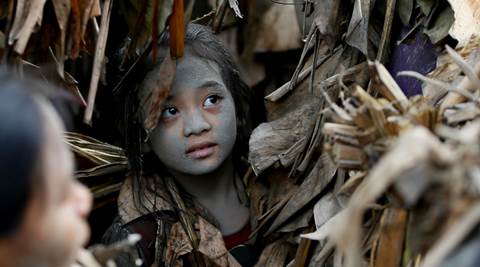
left=72, top=182, right=92, bottom=219
left=183, top=109, right=212, bottom=137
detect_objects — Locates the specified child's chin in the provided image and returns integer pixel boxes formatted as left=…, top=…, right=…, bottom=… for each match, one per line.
left=186, top=160, right=223, bottom=175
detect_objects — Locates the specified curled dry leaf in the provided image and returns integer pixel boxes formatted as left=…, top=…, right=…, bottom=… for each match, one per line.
left=228, top=0, right=243, bottom=19
left=266, top=153, right=337, bottom=235
left=84, top=0, right=113, bottom=124
left=51, top=0, right=71, bottom=76
left=9, top=0, right=47, bottom=54
left=143, top=54, right=176, bottom=132
left=345, top=0, right=371, bottom=56
left=447, top=0, right=480, bottom=47
left=249, top=99, right=320, bottom=175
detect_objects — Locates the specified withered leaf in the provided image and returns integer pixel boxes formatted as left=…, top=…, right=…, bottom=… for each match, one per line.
left=228, top=0, right=243, bottom=18
left=0, top=1, right=8, bottom=19
left=313, top=192, right=345, bottom=230
left=313, top=0, right=342, bottom=46
left=249, top=99, right=319, bottom=175
left=346, top=0, right=371, bottom=56
left=422, top=204, right=480, bottom=267
left=266, top=153, right=337, bottom=235
left=165, top=222, right=193, bottom=266
left=417, top=0, right=435, bottom=15
left=143, top=54, right=176, bottom=132
left=52, top=0, right=71, bottom=76
left=447, top=0, right=480, bottom=47
left=197, top=217, right=241, bottom=267
left=9, top=0, right=47, bottom=54
left=424, top=5, right=454, bottom=44
left=371, top=208, right=408, bottom=267
left=397, top=0, right=414, bottom=25
left=168, top=0, right=185, bottom=58
left=52, top=0, right=71, bottom=32
left=79, top=0, right=96, bottom=38
left=254, top=240, right=290, bottom=267
left=84, top=0, right=113, bottom=124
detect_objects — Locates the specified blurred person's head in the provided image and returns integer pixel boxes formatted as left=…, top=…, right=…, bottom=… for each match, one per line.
left=0, top=72, right=92, bottom=267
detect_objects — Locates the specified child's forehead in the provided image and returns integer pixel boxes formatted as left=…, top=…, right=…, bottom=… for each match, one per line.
left=169, top=52, right=226, bottom=94
left=139, top=48, right=227, bottom=105
left=176, top=49, right=222, bottom=77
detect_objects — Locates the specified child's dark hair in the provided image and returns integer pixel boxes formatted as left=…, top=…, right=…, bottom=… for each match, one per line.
left=122, top=24, right=254, bottom=211
left=0, top=71, right=45, bottom=237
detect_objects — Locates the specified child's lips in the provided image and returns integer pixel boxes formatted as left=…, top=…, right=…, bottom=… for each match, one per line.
left=186, top=142, right=217, bottom=159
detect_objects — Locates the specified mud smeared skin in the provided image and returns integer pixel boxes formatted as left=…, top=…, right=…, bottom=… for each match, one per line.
left=142, top=48, right=249, bottom=235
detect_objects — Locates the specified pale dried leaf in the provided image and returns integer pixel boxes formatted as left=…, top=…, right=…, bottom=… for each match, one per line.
left=301, top=209, right=348, bottom=241
left=447, top=0, right=480, bottom=47
left=254, top=240, right=291, bottom=267
left=346, top=0, right=371, bottom=56
left=9, top=0, right=47, bottom=54
left=313, top=0, right=342, bottom=45
left=249, top=99, right=319, bottom=175
left=421, top=204, right=480, bottom=267
left=143, top=54, right=176, bottom=132
left=266, top=153, right=337, bottom=235
left=397, top=0, right=414, bottom=25
left=228, top=0, right=243, bottom=18
left=84, top=0, right=113, bottom=124
left=165, top=222, right=194, bottom=266
left=313, top=192, right=345, bottom=229
left=330, top=127, right=453, bottom=267
left=424, top=6, right=454, bottom=44
left=52, top=0, right=71, bottom=76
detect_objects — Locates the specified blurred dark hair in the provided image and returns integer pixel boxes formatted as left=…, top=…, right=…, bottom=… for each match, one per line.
left=0, top=71, right=45, bottom=237
left=121, top=24, right=254, bottom=211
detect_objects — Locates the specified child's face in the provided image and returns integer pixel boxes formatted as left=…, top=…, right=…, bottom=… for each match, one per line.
left=16, top=102, right=92, bottom=267
left=147, top=49, right=237, bottom=175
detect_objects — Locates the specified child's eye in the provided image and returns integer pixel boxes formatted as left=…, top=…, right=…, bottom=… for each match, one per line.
left=161, top=107, right=178, bottom=119
left=203, top=95, right=221, bottom=107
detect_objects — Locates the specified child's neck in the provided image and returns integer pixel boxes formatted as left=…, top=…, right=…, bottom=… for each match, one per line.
left=168, top=157, right=250, bottom=235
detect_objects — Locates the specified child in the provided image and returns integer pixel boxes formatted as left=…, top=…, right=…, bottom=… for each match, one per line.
left=0, top=72, right=92, bottom=267
left=104, top=24, right=259, bottom=266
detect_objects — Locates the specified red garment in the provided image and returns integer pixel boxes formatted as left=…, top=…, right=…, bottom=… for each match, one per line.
left=223, top=224, right=252, bottom=250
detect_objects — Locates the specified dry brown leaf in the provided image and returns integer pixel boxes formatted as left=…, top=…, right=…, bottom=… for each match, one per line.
left=198, top=217, right=241, bottom=267
left=346, top=0, right=371, bottom=56
left=313, top=0, right=342, bottom=46
left=9, top=0, right=47, bottom=54
left=369, top=61, right=408, bottom=111
left=52, top=0, right=71, bottom=76
left=328, top=127, right=451, bottom=267
left=168, top=0, right=185, bottom=58
left=165, top=222, right=194, bottom=266
left=84, top=0, right=113, bottom=124
left=266, top=153, right=337, bottom=235
left=254, top=240, right=291, bottom=267
left=371, top=208, right=408, bottom=267
left=249, top=99, right=319, bottom=175
left=447, top=0, right=480, bottom=47
left=80, top=0, right=96, bottom=37
left=421, top=203, right=480, bottom=267
left=143, top=54, right=176, bottom=132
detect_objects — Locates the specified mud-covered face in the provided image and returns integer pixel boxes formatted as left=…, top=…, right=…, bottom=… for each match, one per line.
left=147, top=49, right=237, bottom=176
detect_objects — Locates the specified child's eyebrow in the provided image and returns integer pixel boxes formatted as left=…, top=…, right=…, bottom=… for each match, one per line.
left=198, top=80, right=225, bottom=90
left=166, top=80, right=226, bottom=100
